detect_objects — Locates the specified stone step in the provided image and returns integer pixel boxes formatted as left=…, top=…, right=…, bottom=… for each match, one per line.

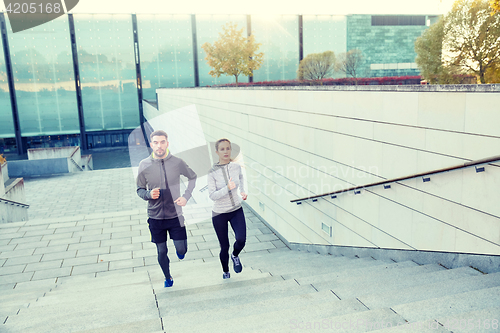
left=316, top=264, right=475, bottom=298
left=177, top=304, right=404, bottom=333
left=360, top=270, right=500, bottom=310
left=392, top=285, right=500, bottom=323
left=162, top=289, right=338, bottom=330
left=436, top=306, right=500, bottom=333
left=160, top=279, right=317, bottom=317
left=292, top=260, right=419, bottom=284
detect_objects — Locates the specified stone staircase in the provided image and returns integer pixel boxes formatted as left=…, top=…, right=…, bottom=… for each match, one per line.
left=2, top=244, right=499, bottom=332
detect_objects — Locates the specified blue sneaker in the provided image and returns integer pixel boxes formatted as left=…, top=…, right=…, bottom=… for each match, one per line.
left=231, top=254, right=242, bottom=273
left=223, top=272, right=230, bottom=279
left=164, top=277, right=174, bottom=288
left=176, top=252, right=185, bottom=260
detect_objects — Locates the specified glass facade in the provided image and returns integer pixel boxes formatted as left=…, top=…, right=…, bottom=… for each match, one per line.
left=74, top=14, right=139, bottom=132
left=196, top=15, right=247, bottom=86
left=0, top=13, right=425, bottom=152
left=0, top=27, right=14, bottom=140
left=137, top=14, right=194, bottom=99
left=252, top=15, right=299, bottom=82
left=6, top=14, right=79, bottom=137
left=303, top=15, right=346, bottom=79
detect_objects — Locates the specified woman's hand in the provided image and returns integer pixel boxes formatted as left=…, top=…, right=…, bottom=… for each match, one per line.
left=241, top=192, right=247, bottom=200
left=228, top=177, right=236, bottom=190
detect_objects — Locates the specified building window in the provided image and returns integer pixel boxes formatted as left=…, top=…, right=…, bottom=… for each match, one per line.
left=371, top=16, right=425, bottom=26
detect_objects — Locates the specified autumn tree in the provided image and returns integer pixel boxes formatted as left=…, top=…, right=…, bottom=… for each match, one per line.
left=297, top=51, right=336, bottom=81
left=201, top=23, right=264, bottom=86
left=336, top=49, right=364, bottom=83
left=416, top=0, right=500, bottom=84
left=491, top=0, right=500, bottom=13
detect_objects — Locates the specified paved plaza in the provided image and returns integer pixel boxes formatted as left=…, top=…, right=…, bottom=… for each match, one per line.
left=0, top=166, right=287, bottom=328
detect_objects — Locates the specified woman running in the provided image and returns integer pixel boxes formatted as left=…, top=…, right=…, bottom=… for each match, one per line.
left=208, top=138, right=247, bottom=279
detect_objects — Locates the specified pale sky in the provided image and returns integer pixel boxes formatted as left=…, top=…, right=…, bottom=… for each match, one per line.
left=1, top=0, right=456, bottom=15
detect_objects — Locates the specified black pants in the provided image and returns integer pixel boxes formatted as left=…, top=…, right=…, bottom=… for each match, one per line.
left=212, top=207, right=246, bottom=272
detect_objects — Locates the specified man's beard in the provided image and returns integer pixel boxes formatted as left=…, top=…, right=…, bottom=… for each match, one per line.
left=155, top=149, right=166, bottom=158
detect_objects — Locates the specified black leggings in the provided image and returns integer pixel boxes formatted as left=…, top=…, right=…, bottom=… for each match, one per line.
left=155, top=239, right=187, bottom=279
left=212, top=207, right=246, bottom=272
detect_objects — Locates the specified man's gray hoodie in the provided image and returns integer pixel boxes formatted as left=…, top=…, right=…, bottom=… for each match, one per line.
left=136, top=152, right=197, bottom=219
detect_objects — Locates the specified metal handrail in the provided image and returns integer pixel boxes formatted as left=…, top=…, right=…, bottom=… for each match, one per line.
left=69, top=157, right=83, bottom=171
left=291, top=155, right=500, bottom=203
left=0, top=197, right=30, bottom=208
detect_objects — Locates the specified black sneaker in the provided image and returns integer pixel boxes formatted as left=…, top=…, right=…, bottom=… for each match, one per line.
left=223, top=272, right=230, bottom=279
left=231, top=254, right=242, bottom=273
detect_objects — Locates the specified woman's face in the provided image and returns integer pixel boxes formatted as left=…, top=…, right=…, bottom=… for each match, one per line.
left=216, top=141, right=231, bottom=164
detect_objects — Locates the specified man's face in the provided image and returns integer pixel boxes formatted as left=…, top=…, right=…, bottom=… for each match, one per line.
left=150, top=135, right=168, bottom=158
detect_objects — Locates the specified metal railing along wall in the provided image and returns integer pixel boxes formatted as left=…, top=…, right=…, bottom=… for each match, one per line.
left=0, top=197, right=29, bottom=208
left=291, top=155, right=500, bottom=204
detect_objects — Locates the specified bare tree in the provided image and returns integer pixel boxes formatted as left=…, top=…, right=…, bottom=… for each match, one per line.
left=336, top=49, right=363, bottom=83
left=297, top=51, right=336, bottom=81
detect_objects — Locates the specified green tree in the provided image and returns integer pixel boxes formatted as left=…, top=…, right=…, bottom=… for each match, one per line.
left=415, top=17, right=455, bottom=84
left=416, top=0, right=500, bottom=84
left=201, top=23, right=264, bottom=86
left=297, top=51, right=336, bottom=81
left=336, top=49, right=363, bottom=83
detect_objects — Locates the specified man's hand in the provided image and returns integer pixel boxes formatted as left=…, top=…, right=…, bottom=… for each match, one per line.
left=241, top=192, right=247, bottom=200
left=174, top=197, right=187, bottom=206
left=150, top=188, right=160, bottom=199
left=228, top=177, right=236, bottom=190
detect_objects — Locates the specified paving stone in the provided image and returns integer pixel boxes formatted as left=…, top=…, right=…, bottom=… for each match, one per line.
left=25, top=260, right=63, bottom=272
left=111, top=230, right=141, bottom=239
left=54, top=226, right=84, bottom=234
left=0, top=264, right=26, bottom=275
left=109, top=258, right=144, bottom=270
left=3, top=255, right=42, bottom=266
left=32, top=267, right=72, bottom=281
left=0, top=244, right=16, bottom=252
left=73, top=229, right=103, bottom=237
left=133, top=249, right=156, bottom=258
left=71, top=262, right=109, bottom=275
left=101, top=238, right=132, bottom=247
left=68, top=241, right=101, bottom=251
left=76, top=247, right=111, bottom=257
left=102, top=226, right=131, bottom=234
left=41, top=232, right=74, bottom=241
left=48, top=222, right=77, bottom=229
left=23, top=229, right=56, bottom=237
left=0, top=249, right=35, bottom=259
left=256, top=233, right=280, bottom=242
left=34, top=245, right=69, bottom=255
left=62, top=256, right=98, bottom=267
left=0, top=272, right=34, bottom=284
left=83, top=222, right=112, bottom=230
left=13, top=241, right=49, bottom=251
left=48, top=237, right=81, bottom=246
left=80, top=233, right=111, bottom=243
left=8, top=236, right=43, bottom=245
left=98, top=252, right=132, bottom=262
left=110, top=243, right=143, bottom=253
left=41, top=251, right=77, bottom=261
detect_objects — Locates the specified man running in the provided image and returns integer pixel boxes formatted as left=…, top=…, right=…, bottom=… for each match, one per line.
left=136, top=130, right=197, bottom=287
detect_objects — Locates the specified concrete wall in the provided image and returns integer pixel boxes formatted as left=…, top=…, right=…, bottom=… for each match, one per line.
left=155, top=85, right=500, bottom=257
left=4, top=178, right=26, bottom=203
left=8, top=158, right=69, bottom=178
left=28, top=146, right=78, bottom=160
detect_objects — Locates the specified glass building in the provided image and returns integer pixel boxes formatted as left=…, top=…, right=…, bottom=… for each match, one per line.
left=0, top=13, right=435, bottom=154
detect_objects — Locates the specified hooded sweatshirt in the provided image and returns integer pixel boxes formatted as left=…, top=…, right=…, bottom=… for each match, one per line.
left=208, top=162, right=245, bottom=214
left=136, top=152, right=197, bottom=219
